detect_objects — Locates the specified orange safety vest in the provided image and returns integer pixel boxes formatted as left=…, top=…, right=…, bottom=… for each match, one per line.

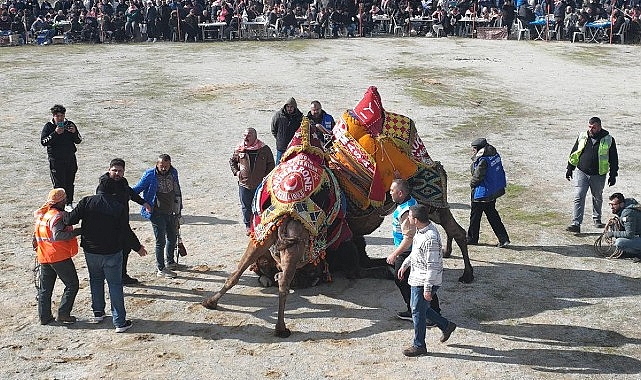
left=34, top=208, right=78, bottom=264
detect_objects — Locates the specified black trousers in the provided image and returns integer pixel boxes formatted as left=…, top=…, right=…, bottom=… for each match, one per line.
left=38, top=258, right=79, bottom=322
left=467, top=200, right=509, bottom=244
left=393, top=251, right=440, bottom=314
left=49, top=157, right=77, bottom=205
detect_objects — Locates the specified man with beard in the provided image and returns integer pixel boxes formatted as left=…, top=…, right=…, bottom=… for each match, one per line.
left=306, top=100, right=335, bottom=147
left=566, top=117, right=618, bottom=233
left=271, top=97, right=303, bottom=163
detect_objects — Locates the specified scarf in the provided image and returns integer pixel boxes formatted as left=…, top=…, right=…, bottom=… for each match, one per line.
left=235, top=138, right=265, bottom=152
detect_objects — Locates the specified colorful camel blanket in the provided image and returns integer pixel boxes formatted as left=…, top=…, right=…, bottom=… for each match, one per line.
left=329, top=86, right=447, bottom=209
left=252, top=118, right=351, bottom=267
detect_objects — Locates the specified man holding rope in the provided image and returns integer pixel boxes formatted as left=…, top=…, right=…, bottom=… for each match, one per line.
left=606, top=193, right=641, bottom=261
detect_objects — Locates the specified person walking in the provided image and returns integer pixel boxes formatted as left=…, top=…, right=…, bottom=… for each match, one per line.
left=230, top=128, right=275, bottom=235
left=132, top=154, right=183, bottom=278
left=467, top=138, right=510, bottom=247
left=40, top=104, right=82, bottom=211
left=387, top=178, right=440, bottom=322
left=398, top=204, right=457, bottom=357
left=271, top=97, right=303, bottom=163
left=33, top=188, right=79, bottom=325
left=63, top=180, right=133, bottom=333
left=566, top=117, right=618, bottom=233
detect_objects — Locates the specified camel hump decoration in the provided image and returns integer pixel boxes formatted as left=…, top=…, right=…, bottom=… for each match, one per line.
left=328, top=86, right=473, bottom=284
left=329, top=86, right=448, bottom=212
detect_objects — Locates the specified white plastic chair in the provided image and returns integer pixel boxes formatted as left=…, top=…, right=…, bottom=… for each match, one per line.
left=517, top=19, right=530, bottom=40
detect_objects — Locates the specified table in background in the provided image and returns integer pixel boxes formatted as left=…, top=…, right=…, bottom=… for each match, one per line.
left=199, top=22, right=226, bottom=40
left=459, top=17, right=489, bottom=37
left=372, top=14, right=392, bottom=34
left=408, top=17, right=432, bottom=36
left=585, top=20, right=611, bottom=43
left=242, top=21, right=269, bottom=39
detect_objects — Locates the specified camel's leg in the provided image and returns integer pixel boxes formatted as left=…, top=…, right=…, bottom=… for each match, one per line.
left=274, top=220, right=307, bottom=338
left=437, top=208, right=474, bottom=283
left=202, top=233, right=276, bottom=310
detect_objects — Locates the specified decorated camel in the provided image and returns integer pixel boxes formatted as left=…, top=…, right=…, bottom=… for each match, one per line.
left=202, top=87, right=473, bottom=337
left=202, top=120, right=352, bottom=337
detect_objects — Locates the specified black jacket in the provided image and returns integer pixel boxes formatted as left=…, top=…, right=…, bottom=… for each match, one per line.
left=271, top=105, right=303, bottom=152
left=567, top=128, right=618, bottom=177
left=96, top=173, right=146, bottom=207
left=40, top=120, right=82, bottom=162
left=64, top=193, right=128, bottom=254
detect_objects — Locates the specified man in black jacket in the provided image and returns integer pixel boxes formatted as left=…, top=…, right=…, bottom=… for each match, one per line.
left=64, top=179, right=133, bottom=333
left=40, top=104, right=82, bottom=211
left=96, top=158, right=150, bottom=285
left=271, top=97, right=303, bottom=163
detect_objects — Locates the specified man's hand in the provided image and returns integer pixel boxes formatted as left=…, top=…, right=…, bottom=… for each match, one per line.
left=55, top=125, right=65, bottom=134
left=137, top=245, right=148, bottom=257
left=423, top=289, right=432, bottom=302
left=66, top=124, right=76, bottom=133
left=608, top=176, right=616, bottom=187
left=386, top=252, right=397, bottom=265
left=143, top=202, right=152, bottom=213
left=397, top=267, right=406, bottom=280
left=565, top=168, right=573, bottom=181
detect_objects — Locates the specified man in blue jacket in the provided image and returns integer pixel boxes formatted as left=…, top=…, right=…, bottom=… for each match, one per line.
left=132, top=154, right=183, bottom=278
left=467, top=138, right=510, bottom=248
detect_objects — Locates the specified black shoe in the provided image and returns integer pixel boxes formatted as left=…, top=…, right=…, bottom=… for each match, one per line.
left=396, top=310, right=413, bottom=321
left=403, top=345, right=428, bottom=357
left=115, top=320, right=133, bottom=333
left=497, top=240, right=510, bottom=248
left=440, top=322, right=457, bottom=343
left=40, top=315, right=55, bottom=325
left=123, top=275, right=139, bottom=285
left=426, top=319, right=437, bottom=328
left=566, top=224, right=580, bottom=233
left=56, top=314, right=77, bottom=324
left=594, top=220, right=605, bottom=229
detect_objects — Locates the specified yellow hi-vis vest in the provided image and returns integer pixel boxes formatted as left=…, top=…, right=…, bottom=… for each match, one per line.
left=568, top=131, right=612, bottom=175
left=34, top=208, right=78, bottom=264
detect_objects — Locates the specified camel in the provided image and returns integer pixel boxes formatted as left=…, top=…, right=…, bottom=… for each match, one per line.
left=202, top=119, right=352, bottom=337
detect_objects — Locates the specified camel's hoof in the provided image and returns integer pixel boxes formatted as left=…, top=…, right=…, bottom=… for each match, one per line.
left=458, top=272, right=474, bottom=284
left=275, top=327, right=291, bottom=338
left=201, top=297, right=218, bottom=310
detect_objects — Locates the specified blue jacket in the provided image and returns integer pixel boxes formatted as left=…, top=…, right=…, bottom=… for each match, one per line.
left=471, top=145, right=506, bottom=202
left=132, top=166, right=182, bottom=219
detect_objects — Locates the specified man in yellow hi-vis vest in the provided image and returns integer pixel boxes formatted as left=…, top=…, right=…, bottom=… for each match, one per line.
left=565, top=117, right=618, bottom=233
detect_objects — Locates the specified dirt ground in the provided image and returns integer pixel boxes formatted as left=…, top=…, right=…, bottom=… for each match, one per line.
left=0, top=38, right=640, bottom=379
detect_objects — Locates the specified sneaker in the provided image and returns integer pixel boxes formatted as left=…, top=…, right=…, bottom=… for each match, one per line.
left=93, top=311, right=106, bottom=322
left=115, top=320, right=133, bottom=333
left=396, top=310, right=413, bottom=321
left=402, top=345, right=427, bottom=357
left=123, top=275, right=139, bottom=285
left=566, top=224, right=581, bottom=233
left=594, top=220, right=605, bottom=229
left=440, top=322, right=457, bottom=343
left=497, top=240, right=510, bottom=248
left=56, top=314, right=77, bottom=324
left=157, top=268, right=177, bottom=278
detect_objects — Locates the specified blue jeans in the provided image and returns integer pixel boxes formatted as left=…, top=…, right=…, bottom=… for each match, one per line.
left=572, top=169, right=606, bottom=225
left=38, top=258, right=79, bottom=322
left=150, top=212, right=177, bottom=270
left=239, top=185, right=256, bottom=228
left=410, top=285, right=450, bottom=349
left=276, top=150, right=284, bottom=164
left=615, top=237, right=641, bottom=257
left=85, top=251, right=126, bottom=327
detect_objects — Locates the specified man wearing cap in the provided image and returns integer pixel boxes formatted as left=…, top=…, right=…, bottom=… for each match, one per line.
left=271, top=97, right=303, bottom=163
left=468, top=138, right=510, bottom=248
left=33, top=188, right=79, bottom=325
left=40, top=104, right=82, bottom=211
left=566, top=117, right=618, bottom=233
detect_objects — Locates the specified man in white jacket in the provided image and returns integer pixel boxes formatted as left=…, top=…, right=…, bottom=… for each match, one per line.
left=398, top=204, right=457, bottom=357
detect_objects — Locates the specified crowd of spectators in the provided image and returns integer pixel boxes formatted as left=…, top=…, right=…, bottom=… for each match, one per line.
left=0, top=0, right=639, bottom=44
